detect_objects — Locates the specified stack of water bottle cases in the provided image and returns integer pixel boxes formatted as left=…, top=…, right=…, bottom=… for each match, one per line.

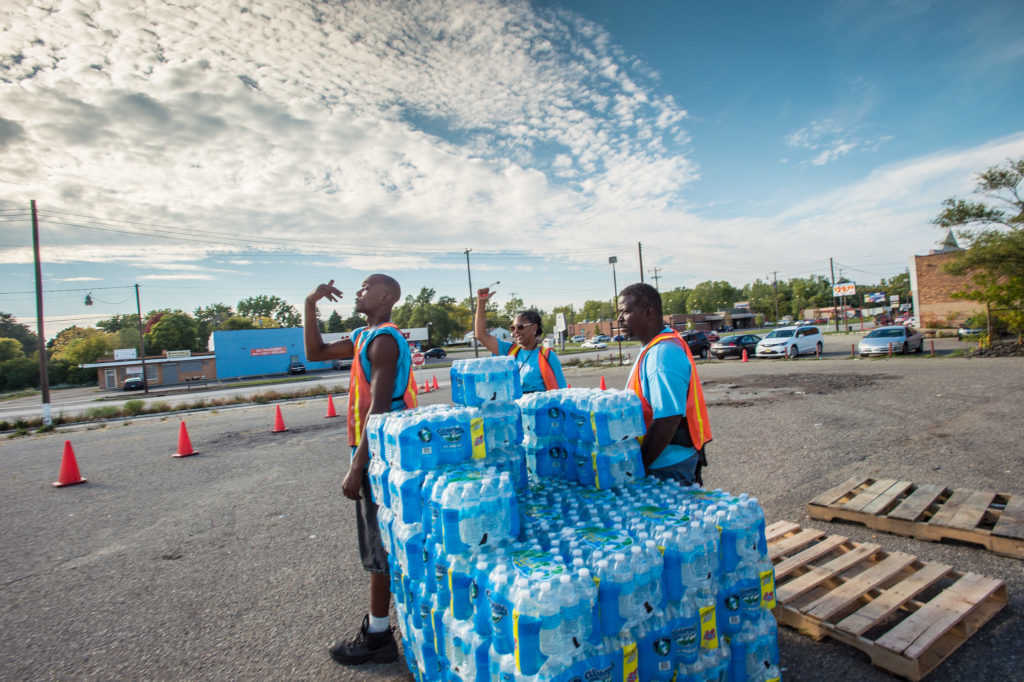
left=366, top=356, right=781, bottom=681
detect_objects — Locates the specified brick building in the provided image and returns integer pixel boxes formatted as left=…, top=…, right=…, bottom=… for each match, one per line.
left=910, top=231, right=985, bottom=327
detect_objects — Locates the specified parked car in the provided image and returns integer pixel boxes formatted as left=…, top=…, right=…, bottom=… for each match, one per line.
left=957, top=326, right=984, bottom=340
left=705, top=330, right=720, bottom=343
left=332, top=358, right=353, bottom=370
left=570, top=335, right=586, bottom=343
left=424, top=347, right=447, bottom=359
left=612, top=334, right=627, bottom=342
left=122, top=376, right=146, bottom=391
left=580, top=339, right=608, bottom=349
left=858, top=326, right=924, bottom=356
left=288, top=360, right=306, bottom=374
left=592, top=334, right=612, bottom=343
left=680, top=330, right=711, bottom=359
left=711, top=334, right=762, bottom=360
left=755, top=325, right=824, bottom=359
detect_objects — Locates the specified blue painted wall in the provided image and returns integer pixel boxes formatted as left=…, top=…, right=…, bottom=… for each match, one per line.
left=213, top=328, right=334, bottom=379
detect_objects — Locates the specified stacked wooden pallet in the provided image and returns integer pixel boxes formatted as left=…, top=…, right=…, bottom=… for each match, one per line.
left=767, top=520, right=1007, bottom=680
left=806, top=476, right=1024, bottom=559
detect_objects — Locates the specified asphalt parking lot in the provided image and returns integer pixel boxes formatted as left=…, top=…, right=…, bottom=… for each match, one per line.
left=1, top=354, right=1021, bottom=680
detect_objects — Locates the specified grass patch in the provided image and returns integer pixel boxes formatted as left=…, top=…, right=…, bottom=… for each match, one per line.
left=224, top=376, right=316, bottom=389
left=0, top=389, right=39, bottom=402
left=85, top=406, right=122, bottom=419
left=123, top=399, right=145, bottom=416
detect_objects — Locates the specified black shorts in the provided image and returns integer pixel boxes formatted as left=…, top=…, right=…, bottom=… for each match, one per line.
left=355, top=471, right=389, bottom=574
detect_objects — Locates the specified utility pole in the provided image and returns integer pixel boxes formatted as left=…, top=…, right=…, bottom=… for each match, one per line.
left=30, top=200, right=51, bottom=425
left=772, top=271, right=779, bottom=323
left=135, top=284, right=149, bottom=394
left=829, top=257, right=839, bottom=333
left=465, top=249, right=478, bottom=357
left=649, top=267, right=662, bottom=291
left=637, top=242, right=645, bottom=283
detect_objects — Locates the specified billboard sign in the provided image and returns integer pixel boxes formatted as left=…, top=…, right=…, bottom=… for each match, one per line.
left=113, top=348, right=137, bottom=360
left=832, top=283, right=856, bottom=297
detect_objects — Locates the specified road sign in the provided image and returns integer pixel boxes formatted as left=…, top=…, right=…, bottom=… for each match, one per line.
left=412, top=351, right=425, bottom=367
left=554, top=313, right=567, bottom=333
left=890, top=295, right=900, bottom=304
left=832, top=283, right=856, bottom=297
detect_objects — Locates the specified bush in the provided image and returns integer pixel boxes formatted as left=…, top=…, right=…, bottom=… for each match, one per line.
left=0, top=357, right=39, bottom=391
left=146, top=401, right=171, bottom=413
left=85, top=406, right=121, bottom=419
left=123, top=399, right=145, bottom=416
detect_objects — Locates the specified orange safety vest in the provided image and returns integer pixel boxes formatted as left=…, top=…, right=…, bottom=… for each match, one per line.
left=507, top=344, right=561, bottom=391
left=347, top=323, right=418, bottom=446
left=627, top=329, right=712, bottom=451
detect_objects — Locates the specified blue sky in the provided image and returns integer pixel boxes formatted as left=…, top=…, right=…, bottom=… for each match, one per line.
left=1, top=0, right=1022, bottom=335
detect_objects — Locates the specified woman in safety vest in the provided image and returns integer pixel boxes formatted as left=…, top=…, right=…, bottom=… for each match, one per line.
left=474, top=287, right=567, bottom=393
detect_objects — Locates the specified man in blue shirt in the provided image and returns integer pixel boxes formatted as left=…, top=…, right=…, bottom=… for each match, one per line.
left=618, top=283, right=711, bottom=485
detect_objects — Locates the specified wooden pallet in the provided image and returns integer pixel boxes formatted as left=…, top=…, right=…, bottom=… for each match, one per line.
left=766, top=520, right=1007, bottom=680
left=806, top=476, right=1024, bottom=560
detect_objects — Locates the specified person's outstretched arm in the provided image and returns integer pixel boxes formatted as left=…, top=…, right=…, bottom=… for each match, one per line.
left=305, top=280, right=355, bottom=361
left=473, top=288, right=501, bottom=355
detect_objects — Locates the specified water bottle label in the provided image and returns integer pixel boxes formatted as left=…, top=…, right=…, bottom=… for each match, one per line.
left=621, top=641, right=638, bottom=682
left=766, top=678, right=780, bottom=682
left=699, top=605, right=718, bottom=649
left=591, top=449, right=601, bottom=489
left=470, top=417, right=486, bottom=459
left=511, top=548, right=566, bottom=579
left=760, top=569, right=777, bottom=609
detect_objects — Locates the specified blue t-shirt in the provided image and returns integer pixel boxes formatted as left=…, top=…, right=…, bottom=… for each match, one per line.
left=628, top=327, right=697, bottom=470
left=352, top=325, right=413, bottom=410
left=495, top=339, right=567, bottom=393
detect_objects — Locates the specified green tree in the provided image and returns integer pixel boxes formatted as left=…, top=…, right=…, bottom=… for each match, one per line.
left=193, top=303, right=234, bottom=349
left=145, top=312, right=201, bottom=354
left=0, top=312, right=38, bottom=355
left=661, top=287, right=690, bottom=315
left=0, top=357, right=38, bottom=390
left=686, top=281, right=739, bottom=314
left=393, top=288, right=467, bottom=347
left=95, top=313, right=139, bottom=334
left=219, top=316, right=257, bottom=331
left=237, top=295, right=300, bottom=327
left=580, top=299, right=614, bottom=320
left=503, top=295, right=526, bottom=321
left=58, top=333, right=115, bottom=366
left=935, top=158, right=1024, bottom=341
left=0, top=337, right=24, bottom=362
left=48, top=326, right=93, bottom=356
left=326, top=310, right=344, bottom=332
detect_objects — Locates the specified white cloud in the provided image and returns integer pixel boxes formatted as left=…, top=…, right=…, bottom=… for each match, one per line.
left=57, top=276, right=102, bottom=282
left=139, top=273, right=216, bottom=281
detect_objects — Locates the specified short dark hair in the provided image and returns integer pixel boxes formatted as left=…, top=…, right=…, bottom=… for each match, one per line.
left=515, top=309, right=544, bottom=336
left=620, top=283, right=662, bottom=318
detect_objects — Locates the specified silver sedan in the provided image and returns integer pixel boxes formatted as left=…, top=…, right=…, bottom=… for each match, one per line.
left=858, top=325, right=925, bottom=356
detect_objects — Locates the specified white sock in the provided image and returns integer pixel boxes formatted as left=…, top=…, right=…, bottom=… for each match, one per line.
left=367, top=614, right=390, bottom=633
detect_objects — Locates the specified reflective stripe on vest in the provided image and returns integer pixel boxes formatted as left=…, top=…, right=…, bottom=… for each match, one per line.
left=508, top=344, right=560, bottom=391
left=347, top=323, right=418, bottom=446
left=627, top=330, right=712, bottom=451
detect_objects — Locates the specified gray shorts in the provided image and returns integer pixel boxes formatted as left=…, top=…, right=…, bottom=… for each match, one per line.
left=355, top=471, right=389, bottom=574
left=648, top=454, right=699, bottom=486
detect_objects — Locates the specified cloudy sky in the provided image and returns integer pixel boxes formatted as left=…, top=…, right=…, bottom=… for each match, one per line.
left=1, top=0, right=1022, bottom=332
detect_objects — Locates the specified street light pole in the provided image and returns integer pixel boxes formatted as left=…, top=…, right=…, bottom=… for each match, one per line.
left=609, top=256, right=622, bottom=365
left=465, top=249, right=478, bottom=358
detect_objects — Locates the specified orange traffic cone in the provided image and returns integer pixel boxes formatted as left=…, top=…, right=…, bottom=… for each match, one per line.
left=172, top=421, right=197, bottom=457
left=325, top=394, right=338, bottom=418
left=432, top=375, right=439, bottom=391
left=600, top=376, right=607, bottom=390
left=741, top=348, right=749, bottom=363
left=53, top=440, right=87, bottom=487
left=272, top=404, right=288, bottom=433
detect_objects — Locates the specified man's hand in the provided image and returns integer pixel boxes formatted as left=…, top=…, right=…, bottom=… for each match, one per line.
left=342, top=466, right=363, bottom=500
left=308, top=279, right=343, bottom=304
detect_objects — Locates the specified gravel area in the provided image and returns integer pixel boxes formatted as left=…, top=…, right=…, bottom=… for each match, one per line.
left=1, top=355, right=1021, bottom=680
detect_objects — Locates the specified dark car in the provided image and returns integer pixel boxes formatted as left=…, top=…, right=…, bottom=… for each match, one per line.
left=680, top=331, right=711, bottom=359
left=122, top=376, right=146, bottom=391
left=593, top=334, right=612, bottom=342
left=424, top=347, right=447, bottom=359
left=711, top=334, right=762, bottom=359
left=612, top=334, right=627, bottom=342
left=288, top=360, right=306, bottom=374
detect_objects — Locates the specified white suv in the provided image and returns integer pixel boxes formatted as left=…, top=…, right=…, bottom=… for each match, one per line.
left=755, top=325, right=824, bottom=359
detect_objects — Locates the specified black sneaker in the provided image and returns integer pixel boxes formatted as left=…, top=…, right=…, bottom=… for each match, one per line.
left=329, top=615, right=398, bottom=665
